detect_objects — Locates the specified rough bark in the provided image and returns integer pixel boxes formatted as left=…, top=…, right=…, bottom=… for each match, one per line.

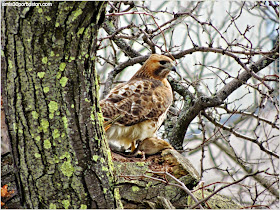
left=112, top=149, right=242, bottom=209
left=1, top=2, right=120, bottom=208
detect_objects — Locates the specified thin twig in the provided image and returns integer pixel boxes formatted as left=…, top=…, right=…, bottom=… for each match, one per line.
left=150, top=171, right=204, bottom=209
left=218, top=105, right=279, bottom=130
left=202, top=112, right=279, bottom=159
left=190, top=170, right=266, bottom=209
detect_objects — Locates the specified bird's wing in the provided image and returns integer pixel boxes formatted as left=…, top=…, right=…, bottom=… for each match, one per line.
left=100, top=79, right=173, bottom=127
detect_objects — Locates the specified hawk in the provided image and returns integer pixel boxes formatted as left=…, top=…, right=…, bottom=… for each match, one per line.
left=100, top=54, right=176, bottom=152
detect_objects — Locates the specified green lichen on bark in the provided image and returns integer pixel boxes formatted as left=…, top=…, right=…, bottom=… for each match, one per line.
left=31, top=111, right=39, bottom=119
left=114, top=188, right=124, bottom=209
left=43, top=139, right=51, bottom=149
left=61, top=199, right=70, bottom=209
left=59, top=77, right=68, bottom=87
left=49, top=203, right=56, bottom=209
left=59, top=62, right=66, bottom=71
left=40, top=118, right=49, bottom=133
left=48, top=101, right=58, bottom=113
left=37, top=72, right=45, bottom=78
left=187, top=188, right=242, bottom=209
left=80, top=204, right=87, bottom=209
left=2, top=1, right=114, bottom=209
left=42, top=56, right=48, bottom=64
left=113, top=151, right=241, bottom=209
left=92, top=155, right=99, bottom=162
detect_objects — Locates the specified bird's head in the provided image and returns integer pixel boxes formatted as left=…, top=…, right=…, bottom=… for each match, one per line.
left=132, top=54, right=176, bottom=81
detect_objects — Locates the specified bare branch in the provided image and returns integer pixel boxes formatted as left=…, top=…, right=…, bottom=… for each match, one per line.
left=216, top=39, right=279, bottom=102
left=103, top=19, right=141, bottom=58
left=202, top=111, right=279, bottom=158
left=190, top=170, right=266, bottom=209
left=168, top=39, right=278, bottom=149
left=214, top=141, right=279, bottom=199
left=173, top=46, right=278, bottom=91
left=218, top=105, right=279, bottom=130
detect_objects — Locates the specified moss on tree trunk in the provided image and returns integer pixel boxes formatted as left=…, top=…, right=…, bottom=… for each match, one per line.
left=1, top=2, right=121, bottom=208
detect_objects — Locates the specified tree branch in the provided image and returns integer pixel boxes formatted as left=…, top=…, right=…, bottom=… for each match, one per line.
left=103, top=19, right=141, bottom=58
left=216, top=38, right=279, bottom=101
left=190, top=170, right=266, bottom=209
left=151, top=171, right=204, bottom=209
left=120, top=171, right=204, bottom=209
left=168, top=38, right=279, bottom=149
left=218, top=105, right=279, bottom=130
left=101, top=16, right=279, bottom=152
left=202, top=111, right=279, bottom=158
left=214, top=141, right=279, bottom=199
left=167, top=92, right=222, bottom=150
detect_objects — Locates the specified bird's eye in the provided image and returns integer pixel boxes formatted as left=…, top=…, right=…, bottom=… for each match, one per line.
left=159, top=60, right=168, bottom=65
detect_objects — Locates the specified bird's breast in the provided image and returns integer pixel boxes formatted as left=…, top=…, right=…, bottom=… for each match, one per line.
left=105, top=120, right=158, bottom=149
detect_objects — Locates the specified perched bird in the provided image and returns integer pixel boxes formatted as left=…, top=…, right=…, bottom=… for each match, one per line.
left=100, top=54, right=176, bottom=152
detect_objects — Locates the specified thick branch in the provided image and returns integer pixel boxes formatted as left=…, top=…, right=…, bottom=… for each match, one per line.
left=216, top=49, right=279, bottom=101
left=167, top=93, right=222, bottom=150
left=151, top=171, right=204, bottom=209
left=168, top=39, right=279, bottom=149
left=103, top=19, right=141, bottom=58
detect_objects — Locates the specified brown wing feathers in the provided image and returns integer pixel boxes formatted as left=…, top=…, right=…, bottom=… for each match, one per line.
left=101, top=79, right=170, bottom=126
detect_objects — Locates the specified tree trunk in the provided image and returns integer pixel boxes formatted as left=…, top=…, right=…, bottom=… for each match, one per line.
left=1, top=2, right=120, bottom=208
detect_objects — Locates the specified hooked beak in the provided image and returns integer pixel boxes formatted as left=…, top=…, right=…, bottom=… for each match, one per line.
left=170, top=62, right=176, bottom=72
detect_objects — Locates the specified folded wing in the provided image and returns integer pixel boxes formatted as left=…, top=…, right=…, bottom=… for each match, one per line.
left=100, top=78, right=172, bottom=128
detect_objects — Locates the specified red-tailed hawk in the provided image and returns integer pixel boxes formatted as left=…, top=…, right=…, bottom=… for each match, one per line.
left=100, top=54, right=176, bottom=152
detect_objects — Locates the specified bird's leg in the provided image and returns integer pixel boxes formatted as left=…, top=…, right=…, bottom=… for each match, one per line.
left=130, top=139, right=142, bottom=153
left=130, top=140, right=136, bottom=153
left=140, top=151, right=146, bottom=160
